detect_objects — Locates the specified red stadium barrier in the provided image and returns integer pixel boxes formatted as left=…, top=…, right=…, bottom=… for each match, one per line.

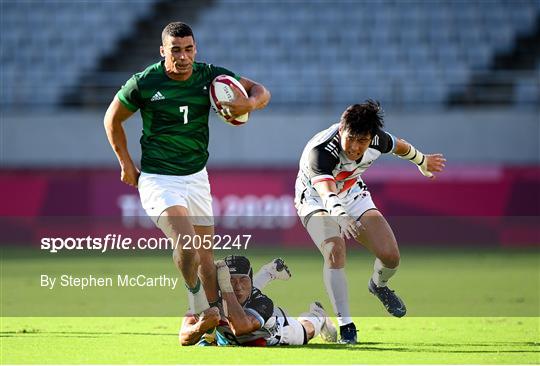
left=0, top=166, right=538, bottom=247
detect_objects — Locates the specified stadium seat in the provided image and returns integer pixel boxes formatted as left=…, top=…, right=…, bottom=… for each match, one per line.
left=1, top=0, right=539, bottom=108
left=0, top=0, right=158, bottom=108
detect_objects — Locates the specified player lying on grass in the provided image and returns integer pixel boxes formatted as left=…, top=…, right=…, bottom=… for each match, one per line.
left=179, top=256, right=337, bottom=346
left=294, top=100, right=446, bottom=343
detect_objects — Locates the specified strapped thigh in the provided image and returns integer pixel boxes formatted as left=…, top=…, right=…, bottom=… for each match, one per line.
left=304, top=211, right=341, bottom=250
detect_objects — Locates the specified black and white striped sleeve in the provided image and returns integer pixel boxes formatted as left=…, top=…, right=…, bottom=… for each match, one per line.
left=307, top=146, right=339, bottom=185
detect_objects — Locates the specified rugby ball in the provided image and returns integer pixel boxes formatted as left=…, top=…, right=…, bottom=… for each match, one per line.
left=209, top=75, right=249, bottom=126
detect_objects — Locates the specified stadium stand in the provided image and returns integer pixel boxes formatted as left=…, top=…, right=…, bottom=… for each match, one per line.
left=0, top=0, right=157, bottom=108
left=1, top=0, right=539, bottom=108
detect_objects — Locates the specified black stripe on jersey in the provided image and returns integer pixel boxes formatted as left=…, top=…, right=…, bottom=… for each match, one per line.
left=332, top=203, right=342, bottom=208
left=308, top=130, right=341, bottom=179
left=324, top=142, right=338, bottom=151
left=324, top=142, right=339, bottom=159
left=369, top=129, right=394, bottom=154
left=244, top=288, right=274, bottom=323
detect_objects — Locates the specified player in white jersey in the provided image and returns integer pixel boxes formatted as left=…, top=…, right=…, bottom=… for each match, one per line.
left=179, top=256, right=337, bottom=346
left=295, top=100, right=446, bottom=344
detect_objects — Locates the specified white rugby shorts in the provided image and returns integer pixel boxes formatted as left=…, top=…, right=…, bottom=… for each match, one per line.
left=266, top=307, right=308, bottom=346
left=296, top=182, right=377, bottom=247
left=138, top=167, right=214, bottom=226
left=277, top=316, right=308, bottom=345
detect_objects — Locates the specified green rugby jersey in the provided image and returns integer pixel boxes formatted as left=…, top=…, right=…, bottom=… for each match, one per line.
left=117, top=61, right=238, bottom=175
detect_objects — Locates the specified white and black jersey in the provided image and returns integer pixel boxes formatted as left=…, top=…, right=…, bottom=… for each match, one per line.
left=215, top=287, right=306, bottom=347
left=216, top=287, right=276, bottom=346
left=295, top=123, right=396, bottom=205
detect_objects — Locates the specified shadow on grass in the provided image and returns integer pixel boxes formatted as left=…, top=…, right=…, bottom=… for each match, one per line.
left=299, top=341, right=540, bottom=353
left=2, top=331, right=539, bottom=354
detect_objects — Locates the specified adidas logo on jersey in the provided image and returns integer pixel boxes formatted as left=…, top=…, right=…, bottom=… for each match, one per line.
left=150, top=91, right=165, bottom=101
left=371, top=135, right=379, bottom=146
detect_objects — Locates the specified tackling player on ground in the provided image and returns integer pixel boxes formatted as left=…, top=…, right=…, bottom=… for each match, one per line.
left=179, top=256, right=337, bottom=346
left=104, top=22, right=270, bottom=316
left=294, top=100, right=446, bottom=344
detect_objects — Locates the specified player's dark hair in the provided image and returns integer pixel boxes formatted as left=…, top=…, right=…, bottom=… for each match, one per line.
left=340, top=99, right=384, bottom=138
left=161, top=22, right=194, bottom=44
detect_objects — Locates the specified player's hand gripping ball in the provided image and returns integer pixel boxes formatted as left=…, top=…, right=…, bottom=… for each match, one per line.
left=209, top=75, right=249, bottom=126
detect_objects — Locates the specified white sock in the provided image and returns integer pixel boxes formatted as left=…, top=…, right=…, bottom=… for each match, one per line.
left=323, top=267, right=353, bottom=326
left=298, top=312, right=323, bottom=338
left=253, top=269, right=272, bottom=290
left=186, top=279, right=209, bottom=314
left=371, top=258, right=398, bottom=287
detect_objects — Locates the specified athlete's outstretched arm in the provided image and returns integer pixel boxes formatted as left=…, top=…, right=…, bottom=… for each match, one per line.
left=179, top=307, right=220, bottom=346
left=104, top=96, right=139, bottom=187
left=393, top=138, right=446, bottom=178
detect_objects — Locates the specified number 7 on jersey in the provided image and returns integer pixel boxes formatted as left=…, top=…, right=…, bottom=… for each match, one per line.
left=179, top=106, right=188, bottom=124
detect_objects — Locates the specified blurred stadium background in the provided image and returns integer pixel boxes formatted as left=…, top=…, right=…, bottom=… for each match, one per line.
left=1, top=0, right=539, bottom=247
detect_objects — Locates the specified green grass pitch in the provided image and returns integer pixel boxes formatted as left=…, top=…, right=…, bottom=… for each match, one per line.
left=1, top=247, right=539, bottom=364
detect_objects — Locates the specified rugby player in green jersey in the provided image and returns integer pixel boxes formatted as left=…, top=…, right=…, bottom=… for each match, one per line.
left=104, top=22, right=270, bottom=315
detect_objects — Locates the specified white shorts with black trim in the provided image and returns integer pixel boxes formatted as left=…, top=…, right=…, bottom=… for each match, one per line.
left=295, top=181, right=377, bottom=247
left=296, top=180, right=376, bottom=222
left=266, top=307, right=307, bottom=346
left=138, top=168, right=214, bottom=226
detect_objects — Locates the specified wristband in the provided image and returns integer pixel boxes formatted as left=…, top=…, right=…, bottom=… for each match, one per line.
left=395, top=144, right=425, bottom=166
